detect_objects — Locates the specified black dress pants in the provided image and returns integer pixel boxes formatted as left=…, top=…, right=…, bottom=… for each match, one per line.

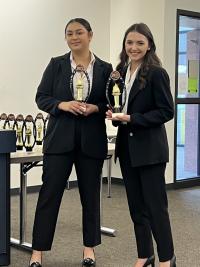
left=32, top=151, right=104, bottom=250
left=118, top=131, right=174, bottom=262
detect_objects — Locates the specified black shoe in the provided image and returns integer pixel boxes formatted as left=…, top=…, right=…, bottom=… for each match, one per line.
left=170, top=255, right=176, bottom=267
left=143, top=255, right=155, bottom=267
left=82, top=249, right=96, bottom=266
left=82, top=258, right=96, bottom=266
left=29, top=262, right=42, bottom=267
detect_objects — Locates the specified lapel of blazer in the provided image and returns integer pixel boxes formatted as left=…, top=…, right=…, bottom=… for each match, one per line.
left=88, top=56, right=104, bottom=100
left=60, top=52, right=74, bottom=99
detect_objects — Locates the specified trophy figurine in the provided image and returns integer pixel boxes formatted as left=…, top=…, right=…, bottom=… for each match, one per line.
left=35, top=113, right=45, bottom=145
left=112, top=83, right=121, bottom=113
left=7, top=114, right=15, bottom=130
left=36, top=123, right=42, bottom=144
left=25, top=126, right=32, bottom=151
left=76, top=77, right=84, bottom=102
left=44, top=114, right=50, bottom=136
left=16, top=126, right=23, bottom=150
left=22, top=115, right=36, bottom=152
left=70, top=64, right=90, bottom=104
left=0, top=113, right=7, bottom=129
left=106, top=71, right=126, bottom=118
left=15, top=114, right=24, bottom=150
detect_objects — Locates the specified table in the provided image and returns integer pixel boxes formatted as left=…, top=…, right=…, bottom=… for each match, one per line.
left=10, top=143, right=116, bottom=251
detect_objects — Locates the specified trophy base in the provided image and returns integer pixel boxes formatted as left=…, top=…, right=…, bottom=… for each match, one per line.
left=36, top=141, right=42, bottom=145
left=112, top=112, right=124, bottom=118
left=25, top=147, right=32, bottom=152
left=16, top=145, right=23, bottom=150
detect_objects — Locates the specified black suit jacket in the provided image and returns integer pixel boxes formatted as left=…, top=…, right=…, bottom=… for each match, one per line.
left=36, top=52, right=112, bottom=159
left=115, top=65, right=174, bottom=167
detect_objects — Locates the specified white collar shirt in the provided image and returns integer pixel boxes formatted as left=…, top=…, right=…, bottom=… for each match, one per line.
left=122, top=63, right=140, bottom=114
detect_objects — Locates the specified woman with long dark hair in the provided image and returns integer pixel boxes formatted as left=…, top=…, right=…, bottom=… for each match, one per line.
left=106, top=23, right=176, bottom=267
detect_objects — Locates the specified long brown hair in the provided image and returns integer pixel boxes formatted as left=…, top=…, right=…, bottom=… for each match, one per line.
left=116, top=23, right=161, bottom=89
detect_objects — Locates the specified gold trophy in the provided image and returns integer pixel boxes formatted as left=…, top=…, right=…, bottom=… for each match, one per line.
left=0, top=113, right=7, bottom=129
left=25, top=126, right=32, bottom=150
left=35, top=113, right=44, bottom=145
left=36, top=123, right=42, bottom=143
left=76, top=77, right=84, bottom=102
left=106, top=71, right=126, bottom=118
left=7, top=114, right=15, bottom=130
left=112, top=83, right=121, bottom=113
left=23, top=115, right=35, bottom=152
left=44, top=114, right=50, bottom=136
left=15, top=114, right=24, bottom=150
left=70, top=64, right=90, bottom=104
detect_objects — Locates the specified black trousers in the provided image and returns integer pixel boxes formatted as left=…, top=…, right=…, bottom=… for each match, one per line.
left=32, top=150, right=104, bottom=250
left=118, top=133, right=174, bottom=262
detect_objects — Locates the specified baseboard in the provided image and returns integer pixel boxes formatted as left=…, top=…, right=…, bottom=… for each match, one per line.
left=10, top=177, right=123, bottom=196
left=174, top=178, right=200, bottom=189
left=11, top=177, right=195, bottom=196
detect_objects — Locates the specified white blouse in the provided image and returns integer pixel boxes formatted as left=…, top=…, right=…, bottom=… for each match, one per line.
left=122, top=63, right=140, bottom=114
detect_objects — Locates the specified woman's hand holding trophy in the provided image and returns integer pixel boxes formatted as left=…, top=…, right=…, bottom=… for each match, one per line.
left=58, top=64, right=93, bottom=115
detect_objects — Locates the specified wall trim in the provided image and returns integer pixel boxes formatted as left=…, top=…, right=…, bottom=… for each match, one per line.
left=10, top=177, right=191, bottom=196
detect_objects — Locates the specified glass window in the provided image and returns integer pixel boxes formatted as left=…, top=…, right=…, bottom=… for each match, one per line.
left=176, top=104, right=199, bottom=180
left=177, top=16, right=200, bottom=98
left=175, top=11, right=200, bottom=182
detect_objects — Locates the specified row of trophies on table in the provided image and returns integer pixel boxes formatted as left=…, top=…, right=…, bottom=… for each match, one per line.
left=0, top=113, right=49, bottom=152
left=0, top=67, right=126, bottom=152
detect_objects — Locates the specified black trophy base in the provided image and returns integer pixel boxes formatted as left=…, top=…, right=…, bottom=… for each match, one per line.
left=36, top=141, right=42, bottom=145
left=25, top=147, right=32, bottom=152
left=16, top=145, right=23, bottom=150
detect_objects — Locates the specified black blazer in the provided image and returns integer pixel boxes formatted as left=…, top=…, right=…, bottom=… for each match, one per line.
left=36, top=52, right=112, bottom=159
left=115, top=65, right=174, bottom=167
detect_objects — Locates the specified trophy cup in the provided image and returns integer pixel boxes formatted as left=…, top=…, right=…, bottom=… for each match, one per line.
left=70, top=65, right=91, bottom=104
left=106, top=71, right=126, bottom=118
left=35, top=113, right=45, bottom=145
left=15, top=114, right=24, bottom=150
left=0, top=113, right=7, bottom=129
left=22, top=115, right=36, bottom=152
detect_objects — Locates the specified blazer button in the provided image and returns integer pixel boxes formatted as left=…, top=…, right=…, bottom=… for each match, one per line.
left=129, top=132, right=133, bottom=137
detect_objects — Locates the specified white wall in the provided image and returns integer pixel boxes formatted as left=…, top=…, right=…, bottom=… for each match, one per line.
left=2, top=0, right=200, bottom=188
left=0, top=0, right=110, bottom=116
left=0, top=0, right=111, bottom=188
left=110, top=0, right=165, bottom=68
